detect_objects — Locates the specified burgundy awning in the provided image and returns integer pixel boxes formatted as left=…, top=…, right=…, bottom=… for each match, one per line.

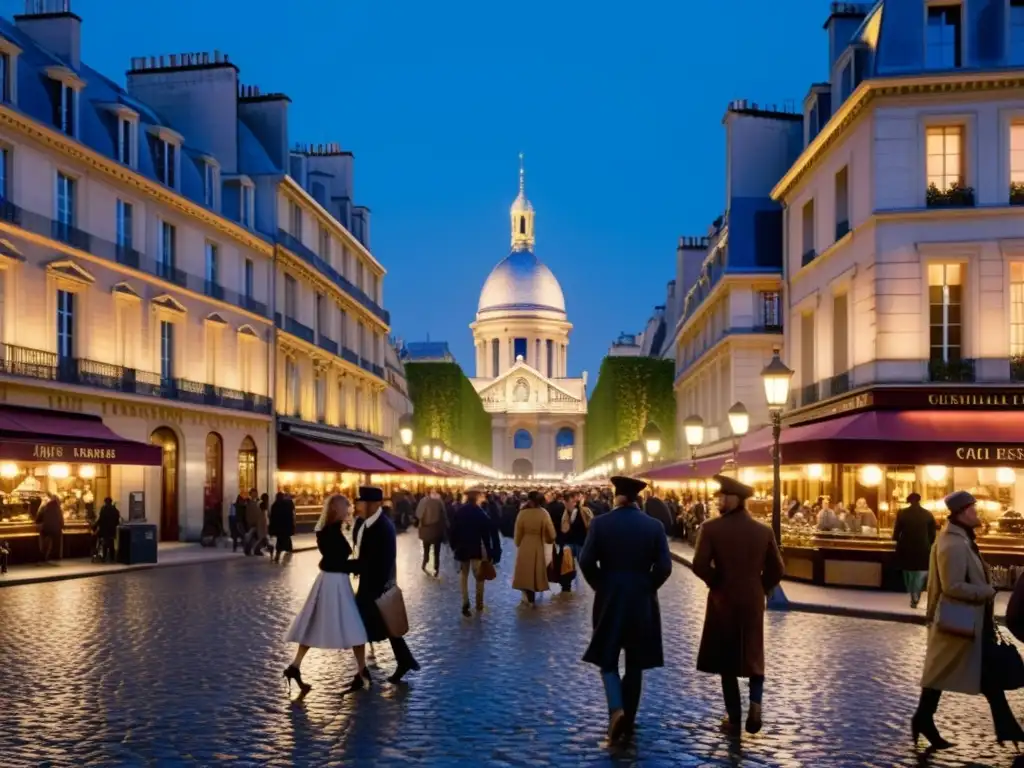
left=0, top=404, right=161, bottom=466
left=277, top=434, right=397, bottom=473
left=736, top=410, right=1024, bottom=467
left=645, top=454, right=730, bottom=481
left=361, top=446, right=441, bottom=476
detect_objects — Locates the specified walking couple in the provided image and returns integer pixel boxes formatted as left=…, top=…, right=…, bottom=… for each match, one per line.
left=283, top=486, right=420, bottom=696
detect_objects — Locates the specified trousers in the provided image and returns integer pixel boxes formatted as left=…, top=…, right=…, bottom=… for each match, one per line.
left=422, top=540, right=441, bottom=573
left=721, top=675, right=765, bottom=720
left=459, top=560, right=485, bottom=608
left=601, top=651, right=643, bottom=720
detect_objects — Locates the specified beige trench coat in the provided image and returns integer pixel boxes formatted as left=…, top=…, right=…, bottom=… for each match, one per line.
left=513, top=506, right=557, bottom=592
left=921, top=523, right=995, bottom=695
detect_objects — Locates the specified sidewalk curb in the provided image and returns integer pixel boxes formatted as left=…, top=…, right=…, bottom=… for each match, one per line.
left=0, top=544, right=318, bottom=589
left=668, top=550, right=928, bottom=626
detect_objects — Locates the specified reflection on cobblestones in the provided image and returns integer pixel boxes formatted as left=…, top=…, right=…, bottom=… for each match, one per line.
left=1, top=535, right=1023, bottom=766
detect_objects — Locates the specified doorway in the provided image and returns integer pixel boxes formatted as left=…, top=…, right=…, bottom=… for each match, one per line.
left=150, top=427, right=179, bottom=541
left=511, top=458, right=533, bottom=478
left=204, top=432, right=224, bottom=536
left=238, top=436, right=258, bottom=494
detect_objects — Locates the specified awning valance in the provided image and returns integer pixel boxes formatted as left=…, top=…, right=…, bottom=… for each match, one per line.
left=0, top=404, right=161, bottom=466
left=645, top=454, right=731, bottom=481
left=277, top=434, right=397, bottom=473
left=361, top=446, right=441, bottom=476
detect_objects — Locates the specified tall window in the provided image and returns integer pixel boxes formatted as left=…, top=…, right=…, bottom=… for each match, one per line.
left=118, top=117, right=135, bottom=167
left=491, top=338, right=499, bottom=376
left=160, top=320, right=175, bottom=382
left=55, top=172, right=75, bottom=233
left=0, top=52, right=10, bottom=104
left=315, top=293, right=325, bottom=337
left=835, top=166, right=849, bottom=239
left=926, top=5, right=962, bottom=69
left=1011, top=124, right=1024, bottom=187
left=290, top=201, right=302, bottom=239
left=206, top=325, right=220, bottom=386
left=546, top=339, right=553, bottom=377
left=315, top=372, right=326, bottom=423
left=116, top=199, right=133, bottom=250
left=761, top=291, right=782, bottom=329
left=1012, top=264, right=1024, bottom=357
left=832, top=293, right=849, bottom=376
left=158, top=221, right=176, bottom=279
left=338, top=380, right=347, bottom=426
left=928, top=263, right=962, bottom=363
left=285, top=358, right=299, bottom=416
left=1013, top=0, right=1024, bottom=62
left=56, top=289, right=74, bottom=359
left=51, top=81, right=74, bottom=135
left=204, top=242, right=218, bottom=289
left=358, top=322, right=367, bottom=359
left=240, top=185, right=254, bottom=228
left=318, top=224, right=330, bottom=260
left=339, top=307, right=348, bottom=346
left=513, top=429, right=533, bottom=450
left=513, top=337, right=527, bottom=361
left=926, top=125, right=963, bottom=192
left=371, top=274, right=379, bottom=303
left=284, top=274, right=297, bottom=318
left=157, top=138, right=177, bottom=187
left=801, top=199, right=815, bottom=260
left=355, top=260, right=364, bottom=292
left=0, top=146, right=9, bottom=200
left=243, top=258, right=254, bottom=301
left=203, top=162, right=218, bottom=208
left=239, top=339, right=253, bottom=393
left=354, top=387, right=363, bottom=430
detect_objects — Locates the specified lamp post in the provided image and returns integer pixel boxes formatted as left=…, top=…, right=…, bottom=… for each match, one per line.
left=642, top=421, right=663, bottom=462
left=398, top=414, right=414, bottom=457
left=629, top=440, right=644, bottom=469
left=727, top=402, right=749, bottom=476
left=683, top=414, right=704, bottom=469
left=760, top=348, right=794, bottom=546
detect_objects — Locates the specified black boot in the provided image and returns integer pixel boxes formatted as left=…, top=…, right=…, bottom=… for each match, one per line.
left=913, top=688, right=952, bottom=749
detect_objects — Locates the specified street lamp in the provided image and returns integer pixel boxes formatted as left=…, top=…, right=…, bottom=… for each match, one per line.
left=642, top=421, right=662, bottom=459
left=398, top=414, right=414, bottom=455
left=683, top=414, right=704, bottom=469
left=629, top=440, right=644, bottom=468
left=760, top=347, right=794, bottom=545
left=431, top=440, right=443, bottom=461
left=615, top=454, right=626, bottom=471
left=726, top=402, right=749, bottom=475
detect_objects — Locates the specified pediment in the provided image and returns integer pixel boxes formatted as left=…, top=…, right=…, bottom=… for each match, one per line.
left=151, top=294, right=187, bottom=314
left=237, top=324, right=259, bottom=338
left=46, top=259, right=95, bottom=285
left=112, top=281, right=142, bottom=301
left=477, top=361, right=582, bottom=407
left=0, top=237, right=24, bottom=264
left=205, top=312, right=228, bottom=325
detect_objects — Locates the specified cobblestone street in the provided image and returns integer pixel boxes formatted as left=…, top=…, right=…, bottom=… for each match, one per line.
left=3, top=533, right=1024, bottom=767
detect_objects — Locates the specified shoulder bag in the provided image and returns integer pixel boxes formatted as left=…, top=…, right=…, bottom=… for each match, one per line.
left=935, top=545, right=977, bottom=638
left=375, top=569, right=409, bottom=638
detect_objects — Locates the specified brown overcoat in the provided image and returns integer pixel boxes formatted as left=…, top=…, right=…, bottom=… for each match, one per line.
left=692, top=507, right=784, bottom=677
left=513, top=506, right=556, bottom=592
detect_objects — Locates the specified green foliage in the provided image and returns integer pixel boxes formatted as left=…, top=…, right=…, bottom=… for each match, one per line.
left=405, top=362, right=492, bottom=464
left=585, top=356, right=676, bottom=466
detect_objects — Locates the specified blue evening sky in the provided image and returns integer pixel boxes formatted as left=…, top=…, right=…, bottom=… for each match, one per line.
left=6, top=0, right=827, bottom=382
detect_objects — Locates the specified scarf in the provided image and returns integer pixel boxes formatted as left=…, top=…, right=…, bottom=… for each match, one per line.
left=354, top=509, right=382, bottom=553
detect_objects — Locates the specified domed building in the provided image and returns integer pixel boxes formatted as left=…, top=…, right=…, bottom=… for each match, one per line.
left=470, top=159, right=587, bottom=478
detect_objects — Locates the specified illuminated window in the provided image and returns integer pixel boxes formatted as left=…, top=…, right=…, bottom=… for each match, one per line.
left=928, top=263, right=962, bottom=363
left=556, top=427, right=575, bottom=461
left=926, top=125, right=963, bottom=191
left=1011, top=124, right=1024, bottom=184
left=1012, top=264, right=1024, bottom=357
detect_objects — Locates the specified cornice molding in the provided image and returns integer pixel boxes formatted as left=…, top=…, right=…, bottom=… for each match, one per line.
left=0, top=106, right=273, bottom=256
left=773, top=72, right=1024, bottom=201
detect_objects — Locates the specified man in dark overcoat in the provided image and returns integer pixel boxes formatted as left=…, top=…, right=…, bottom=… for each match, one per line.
left=348, top=486, right=420, bottom=684
left=579, top=476, right=672, bottom=744
left=892, top=492, right=936, bottom=608
left=693, top=474, right=784, bottom=737
left=643, top=492, right=673, bottom=535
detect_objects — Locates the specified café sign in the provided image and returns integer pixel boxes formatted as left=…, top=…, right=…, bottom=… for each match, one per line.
left=31, top=444, right=118, bottom=460
left=955, top=446, right=1024, bottom=463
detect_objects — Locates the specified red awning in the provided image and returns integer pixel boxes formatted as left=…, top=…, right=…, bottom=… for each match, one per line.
left=0, top=404, right=161, bottom=465
left=277, top=434, right=398, bottom=473
left=361, top=446, right=441, bottom=476
left=645, top=454, right=730, bottom=481
left=736, top=410, right=1024, bottom=467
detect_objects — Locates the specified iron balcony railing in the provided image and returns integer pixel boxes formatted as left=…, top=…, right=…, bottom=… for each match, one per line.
left=276, top=229, right=390, bottom=325
left=820, top=371, right=851, bottom=399
left=317, top=335, right=339, bottom=356
left=341, top=346, right=360, bottom=366
left=0, top=342, right=272, bottom=415
left=0, top=199, right=269, bottom=318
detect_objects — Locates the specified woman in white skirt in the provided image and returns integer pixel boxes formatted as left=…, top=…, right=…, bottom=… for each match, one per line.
left=283, top=494, right=369, bottom=695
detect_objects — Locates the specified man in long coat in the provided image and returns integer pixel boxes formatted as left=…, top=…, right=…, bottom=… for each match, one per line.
left=416, top=490, right=447, bottom=577
left=348, top=486, right=421, bottom=684
left=892, top=492, right=936, bottom=608
left=579, top=476, right=672, bottom=743
left=693, top=474, right=784, bottom=737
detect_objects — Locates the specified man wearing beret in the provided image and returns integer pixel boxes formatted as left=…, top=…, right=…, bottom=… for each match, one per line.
left=579, top=475, right=672, bottom=744
left=693, top=474, right=784, bottom=737
left=348, top=486, right=420, bottom=685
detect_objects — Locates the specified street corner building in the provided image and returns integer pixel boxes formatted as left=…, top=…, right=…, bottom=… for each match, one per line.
left=468, top=159, right=586, bottom=479
left=0, top=1, right=409, bottom=560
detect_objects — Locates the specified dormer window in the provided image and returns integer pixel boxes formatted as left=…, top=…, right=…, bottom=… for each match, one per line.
left=45, top=67, right=84, bottom=138
left=926, top=4, right=962, bottom=69
left=0, top=52, right=10, bottom=105
left=148, top=126, right=183, bottom=190
left=202, top=159, right=220, bottom=210
left=118, top=117, right=134, bottom=165
left=0, top=37, right=21, bottom=106
left=241, top=183, right=254, bottom=228
left=1012, top=0, right=1024, bottom=62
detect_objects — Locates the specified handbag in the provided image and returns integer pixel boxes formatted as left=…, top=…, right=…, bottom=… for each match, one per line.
left=936, top=599, right=976, bottom=638
left=560, top=545, right=575, bottom=577
left=983, top=628, right=1024, bottom=691
left=477, top=560, right=497, bottom=581
left=375, top=582, right=409, bottom=637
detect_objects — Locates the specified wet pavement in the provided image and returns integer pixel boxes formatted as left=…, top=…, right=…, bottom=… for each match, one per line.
left=2, top=532, right=1024, bottom=767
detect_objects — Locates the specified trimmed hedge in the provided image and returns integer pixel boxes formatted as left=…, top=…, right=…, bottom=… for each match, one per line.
left=585, top=356, right=676, bottom=467
left=406, top=362, right=492, bottom=464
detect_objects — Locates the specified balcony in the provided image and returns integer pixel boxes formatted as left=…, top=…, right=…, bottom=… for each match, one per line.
left=835, top=220, right=850, bottom=240
left=926, top=182, right=975, bottom=209
left=820, top=371, right=850, bottom=399
left=274, top=313, right=315, bottom=345
left=317, top=335, right=339, bottom=356
left=796, top=382, right=820, bottom=408
left=0, top=343, right=272, bottom=415
left=276, top=229, right=390, bottom=325
left=0, top=199, right=270, bottom=318
left=1012, top=355, right=1024, bottom=381
left=341, top=346, right=360, bottom=365
left=929, top=357, right=975, bottom=383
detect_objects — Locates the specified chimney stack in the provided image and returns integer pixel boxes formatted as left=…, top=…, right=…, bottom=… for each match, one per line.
left=16, top=0, right=81, bottom=69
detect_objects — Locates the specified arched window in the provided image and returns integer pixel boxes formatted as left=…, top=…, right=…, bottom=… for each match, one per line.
left=513, top=429, right=533, bottom=450
left=238, top=436, right=258, bottom=493
left=556, top=427, right=575, bottom=461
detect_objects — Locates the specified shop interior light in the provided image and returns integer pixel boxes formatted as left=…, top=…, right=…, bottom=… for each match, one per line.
left=806, top=463, right=824, bottom=480
left=0, top=462, right=18, bottom=478
left=442, top=450, right=452, bottom=463
left=279, top=471, right=296, bottom=484
left=997, top=467, right=1016, bottom=486
left=859, top=465, right=883, bottom=487
left=925, top=465, right=948, bottom=483
left=78, top=465, right=96, bottom=479
left=707, top=478, right=721, bottom=493
left=48, top=464, right=70, bottom=479
left=740, top=468, right=757, bottom=485
left=615, top=455, right=626, bottom=471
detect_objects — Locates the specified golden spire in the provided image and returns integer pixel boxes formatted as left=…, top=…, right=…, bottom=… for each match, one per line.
left=510, top=152, right=535, bottom=250
left=519, top=152, right=525, bottom=196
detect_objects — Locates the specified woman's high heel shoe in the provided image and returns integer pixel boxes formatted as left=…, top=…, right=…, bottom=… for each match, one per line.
left=346, top=668, right=372, bottom=692
left=911, top=713, right=952, bottom=750
left=283, top=665, right=312, bottom=696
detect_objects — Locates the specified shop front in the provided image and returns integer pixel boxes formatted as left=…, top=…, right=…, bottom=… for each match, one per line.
left=732, top=386, right=1024, bottom=589
left=0, top=404, right=161, bottom=564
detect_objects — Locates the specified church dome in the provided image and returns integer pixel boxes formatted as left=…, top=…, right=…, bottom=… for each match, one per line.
left=477, top=250, right=566, bottom=314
